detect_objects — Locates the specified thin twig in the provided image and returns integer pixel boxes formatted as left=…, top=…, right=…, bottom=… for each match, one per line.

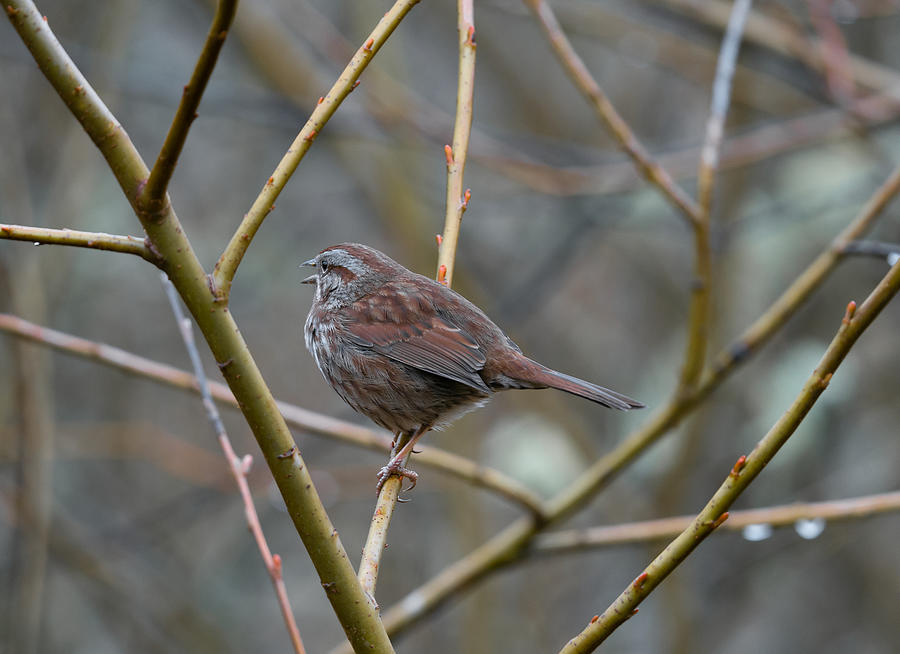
left=560, top=263, right=900, bottom=651
left=680, top=0, right=751, bottom=392
left=140, top=0, right=238, bottom=212
left=360, top=0, right=477, bottom=598
left=807, top=0, right=855, bottom=107
left=161, top=276, right=306, bottom=654
left=212, top=0, right=422, bottom=299
left=356, top=163, right=900, bottom=647
left=0, top=313, right=545, bottom=516
left=436, top=0, right=476, bottom=287
left=840, top=240, right=900, bottom=263
left=523, top=0, right=701, bottom=226
left=531, top=490, right=900, bottom=554
left=0, top=223, right=158, bottom=263
left=645, top=0, right=900, bottom=101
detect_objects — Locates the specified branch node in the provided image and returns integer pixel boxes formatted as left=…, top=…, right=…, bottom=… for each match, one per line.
left=277, top=446, right=297, bottom=460
left=632, top=572, right=649, bottom=590
left=437, top=264, right=447, bottom=285
left=843, top=300, right=857, bottom=324
left=730, top=455, right=747, bottom=478
left=444, top=144, right=454, bottom=166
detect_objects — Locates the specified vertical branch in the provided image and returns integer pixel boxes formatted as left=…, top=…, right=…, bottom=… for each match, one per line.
left=358, top=434, right=412, bottom=597
left=140, top=0, right=238, bottom=211
left=358, top=0, right=478, bottom=601
left=436, top=0, right=477, bottom=287
left=679, top=0, right=751, bottom=392
left=161, top=276, right=306, bottom=654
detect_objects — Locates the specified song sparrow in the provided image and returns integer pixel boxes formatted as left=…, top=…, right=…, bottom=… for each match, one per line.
left=302, top=243, right=643, bottom=492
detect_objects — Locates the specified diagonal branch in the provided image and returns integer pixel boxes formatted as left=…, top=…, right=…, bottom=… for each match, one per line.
left=561, top=261, right=900, bottom=651
left=523, top=0, right=701, bottom=227
left=161, top=276, right=306, bottom=654
left=352, top=163, right=900, bottom=648
left=212, top=0, right=422, bottom=299
left=140, top=0, right=238, bottom=211
left=6, top=2, right=396, bottom=649
left=0, top=313, right=545, bottom=516
left=0, top=223, right=158, bottom=263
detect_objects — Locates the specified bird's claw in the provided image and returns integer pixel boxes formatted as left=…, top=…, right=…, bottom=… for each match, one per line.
left=375, top=463, right=418, bottom=496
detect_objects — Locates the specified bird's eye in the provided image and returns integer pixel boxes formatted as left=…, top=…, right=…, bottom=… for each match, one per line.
left=320, top=260, right=330, bottom=273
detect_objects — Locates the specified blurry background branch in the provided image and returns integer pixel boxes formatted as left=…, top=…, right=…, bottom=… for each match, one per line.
left=531, top=491, right=900, bottom=555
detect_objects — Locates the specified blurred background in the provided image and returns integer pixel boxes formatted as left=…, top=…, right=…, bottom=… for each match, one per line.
left=1, top=0, right=899, bottom=652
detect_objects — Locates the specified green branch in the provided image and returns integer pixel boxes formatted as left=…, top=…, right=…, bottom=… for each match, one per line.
left=560, top=259, right=900, bottom=651
left=140, top=0, right=238, bottom=211
left=212, top=0, right=423, bottom=299
left=0, top=223, right=157, bottom=263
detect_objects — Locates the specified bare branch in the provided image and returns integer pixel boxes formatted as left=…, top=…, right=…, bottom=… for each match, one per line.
left=523, top=0, right=701, bottom=226
left=531, top=491, right=900, bottom=554
left=680, top=0, right=751, bottom=392
left=140, top=0, right=238, bottom=210
left=0, top=313, right=545, bottom=516
left=0, top=223, right=157, bottom=263
left=561, top=263, right=900, bottom=650
left=161, top=276, right=305, bottom=654
left=436, top=0, right=476, bottom=287
left=213, top=0, right=423, bottom=299
left=364, top=164, right=900, bottom=645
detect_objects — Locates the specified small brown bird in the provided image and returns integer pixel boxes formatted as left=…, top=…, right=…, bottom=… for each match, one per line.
left=302, top=243, right=643, bottom=492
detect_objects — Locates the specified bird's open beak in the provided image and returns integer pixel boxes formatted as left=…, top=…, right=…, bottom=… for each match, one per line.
left=300, top=258, right=317, bottom=284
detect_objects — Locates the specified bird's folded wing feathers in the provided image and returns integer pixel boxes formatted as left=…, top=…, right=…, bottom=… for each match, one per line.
left=343, top=305, right=490, bottom=393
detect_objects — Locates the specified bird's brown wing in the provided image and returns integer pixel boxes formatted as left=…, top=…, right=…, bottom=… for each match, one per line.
left=342, top=293, right=490, bottom=393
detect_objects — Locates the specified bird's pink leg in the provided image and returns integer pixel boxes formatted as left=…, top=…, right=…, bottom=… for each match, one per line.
left=376, top=425, right=429, bottom=495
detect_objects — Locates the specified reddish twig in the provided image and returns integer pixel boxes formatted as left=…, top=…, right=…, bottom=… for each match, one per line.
left=161, top=276, right=306, bottom=654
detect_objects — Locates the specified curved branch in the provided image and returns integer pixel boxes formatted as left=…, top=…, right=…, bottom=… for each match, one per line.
left=523, top=0, right=701, bottom=226
left=140, top=0, right=238, bottom=210
left=0, top=313, right=545, bottom=516
left=0, top=224, right=157, bottom=263
left=213, top=0, right=423, bottom=298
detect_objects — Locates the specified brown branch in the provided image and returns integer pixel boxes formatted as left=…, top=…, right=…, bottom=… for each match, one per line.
left=523, top=0, right=701, bottom=226
left=0, top=223, right=157, bottom=263
left=560, top=261, right=900, bottom=651
left=531, top=491, right=900, bottom=554
left=0, top=313, right=545, bottom=516
left=161, top=277, right=305, bottom=654
left=645, top=0, right=900, bottom=101
left=140, top=0, right=238, bottom=210
left=212, top=0, right=423, bottom=299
